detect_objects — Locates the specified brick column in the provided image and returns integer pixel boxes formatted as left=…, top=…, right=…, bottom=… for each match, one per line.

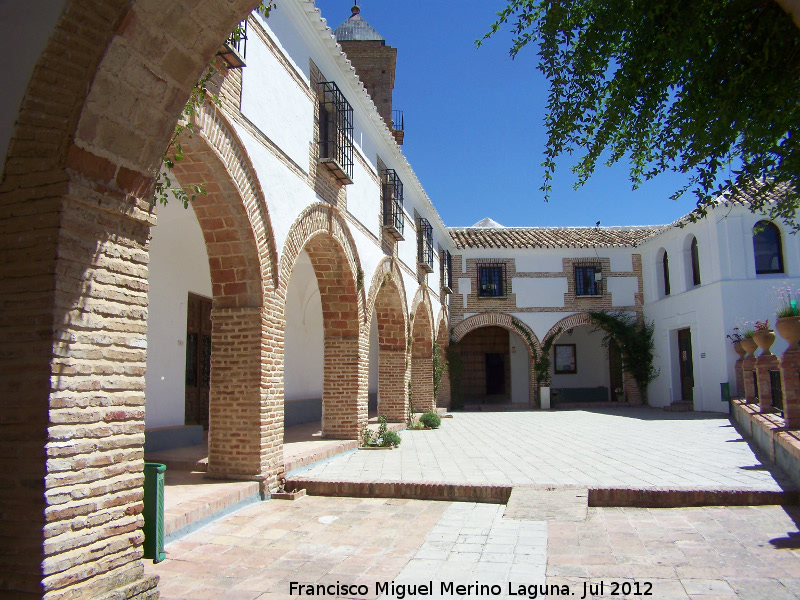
left=379, top=349, right=408, bottom=422
left=624, top=371, right=643, bottom=405
left=1, top=193, right=158, bottom=599
left=322, top=337, right=366, bottom=439
left=411, top=355, right=435, bottom=412
left=207, top=306, right=282, bottom=486
left=742, top=355, right=758, bottom=403
left=780, top=348, right=800, bottom=428
left=756, top=353, right=780, bottom=414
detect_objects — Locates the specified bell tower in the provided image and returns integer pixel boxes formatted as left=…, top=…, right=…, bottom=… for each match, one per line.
left=334, top=5, right=404, bottom=145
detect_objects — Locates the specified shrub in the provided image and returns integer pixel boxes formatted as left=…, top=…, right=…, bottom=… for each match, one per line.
left=380, top=431, right=402, bottom=447
left=419, top=412, right=441, bottom=429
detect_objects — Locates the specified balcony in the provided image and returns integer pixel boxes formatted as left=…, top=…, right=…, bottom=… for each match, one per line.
left=417, top=218, right=434, bottom=273
left=218, top=21, right=247, bottom=69
left=382, top=169, right=404, bottom=240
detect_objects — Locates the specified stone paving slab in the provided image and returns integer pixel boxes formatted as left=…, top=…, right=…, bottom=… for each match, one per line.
left=146, top=496, right=800, bottom=599
left=295, top=410, right=794, bottom=491
left=504, top=486, right=588, bottom=521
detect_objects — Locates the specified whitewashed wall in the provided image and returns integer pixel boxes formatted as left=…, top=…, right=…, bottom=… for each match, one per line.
left=145, top=194, right=212, bottom=429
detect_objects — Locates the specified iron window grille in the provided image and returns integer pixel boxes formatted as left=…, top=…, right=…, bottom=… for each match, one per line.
left=382, top=169, right=404, bottom=240
left=441, top=250, right=453, bottom=294
left=219, top=20, right=247, bottom=68
left=771, top=370, right=784, bottom=414
left=478, top=264, right=506, bottom=297
left=318, top=81, right=354, bottom=184
left=417, top=218, right=434, bottom=273
left=574, top=262, right=603, bottom=296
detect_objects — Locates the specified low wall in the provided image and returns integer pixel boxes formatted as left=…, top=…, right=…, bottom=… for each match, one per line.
left=731, top=399, right=800, bottom=489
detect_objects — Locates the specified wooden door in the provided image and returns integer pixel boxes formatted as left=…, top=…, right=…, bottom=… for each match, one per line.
left=185, top=293, right=212, bottom=429
left=678, top=328, right=694, bottom=404
left=485, top=353, right=506, bottom=396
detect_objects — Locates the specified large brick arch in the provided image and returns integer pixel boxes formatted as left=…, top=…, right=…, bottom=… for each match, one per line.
left=166, top=104, right=283, bottom=486
left=453, top=312, right=542, bottom=356
left=279, top=204, right=366, bottom=439
left=365, top=259, right=408, bottom=421
left=409, top=286, right=435, bottom=412
left=0, top=1, right=266, bottom=598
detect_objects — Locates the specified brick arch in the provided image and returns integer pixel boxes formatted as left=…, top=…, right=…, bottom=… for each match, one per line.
left=0, top=2, right=267, bottom=598
left=279, top=203, right=366, bottom=439
left=409, top=286, right=435, bottom=411
left=543, top=312, right=596, bottom=344
left=453, top=313, right=542, bottom=356
left=365, top=259, right=408, bottom=421
left=173, top=103, right=279, bottom=298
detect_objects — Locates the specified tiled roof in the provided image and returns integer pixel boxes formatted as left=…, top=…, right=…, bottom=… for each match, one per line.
left=333, top=6, right=385, bottom=41
left=448, top=225, right=667, bottom=249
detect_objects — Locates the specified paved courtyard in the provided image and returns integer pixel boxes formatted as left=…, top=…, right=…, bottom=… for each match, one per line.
left=146, top=495, right=800, bottom=599
left=293, top=409, right=792, bottom=490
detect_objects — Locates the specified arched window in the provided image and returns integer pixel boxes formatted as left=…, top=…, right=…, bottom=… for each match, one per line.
left=690, top=237, right=701, bottom=286
left=662, top=251, right=671, bottom=296
left=753, top=221, right=784, bottom=274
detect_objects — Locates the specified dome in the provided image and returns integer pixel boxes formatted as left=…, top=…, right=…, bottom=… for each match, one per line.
left=333, top=5, right=385, bottom=42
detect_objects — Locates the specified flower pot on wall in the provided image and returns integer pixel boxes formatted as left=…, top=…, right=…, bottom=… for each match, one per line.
left=776, top=316, right=800, bottom=348
left=740, top=337, right=758, bottom=358
left=752, top=330, right=776, bottom=355
left=732, top=341, right=746, bottom=359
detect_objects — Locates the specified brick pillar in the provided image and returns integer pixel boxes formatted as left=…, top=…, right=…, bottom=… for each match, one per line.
left=756, top=354, right=780, bottom=413
left=742, top=355, right=758, bottom=403
left=624, top=371, right=643, bottom=405
left=411, top=355, right=435, bottom=412
left=780, top=348, right=800, bottom=428
left=0, top=194, right=158, bottom=599
left=207, top=306, right=282, bottom=486
left=734, top=357, right=745, bottom=398
left=379, top=349, right=408, bottom=421
left=322, top=337, right=366, bottom=439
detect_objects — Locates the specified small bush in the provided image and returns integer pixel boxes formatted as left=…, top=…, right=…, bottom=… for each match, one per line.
left=419, top=412, right=441, bottom=429
left=380, top=431, right=402, bottom=447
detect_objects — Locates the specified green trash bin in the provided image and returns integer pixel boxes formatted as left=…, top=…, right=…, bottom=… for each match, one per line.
left=143, top=462, right=166, bottom=563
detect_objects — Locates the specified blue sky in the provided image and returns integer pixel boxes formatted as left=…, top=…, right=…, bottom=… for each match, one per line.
left=313, top=0, right=701, bottom=228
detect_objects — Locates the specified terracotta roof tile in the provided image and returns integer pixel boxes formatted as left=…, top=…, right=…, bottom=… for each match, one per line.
left=448, top=225, right=667, bottom=249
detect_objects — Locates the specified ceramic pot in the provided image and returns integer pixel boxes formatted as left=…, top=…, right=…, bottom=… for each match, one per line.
left=740, top=337, right=758, bottom=358
left=732, top=341, right=746, bottom=359
left=752, top=330, right=776, bottom=355
left=776, top=316, right=800, bottom=348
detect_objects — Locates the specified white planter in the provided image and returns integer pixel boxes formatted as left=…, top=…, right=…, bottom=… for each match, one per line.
left=540, top=386, right=551, bottom=410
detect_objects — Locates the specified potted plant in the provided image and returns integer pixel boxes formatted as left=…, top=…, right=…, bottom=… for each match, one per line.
left=752, top=319, right=776, bottom=355
left=727, top=327, right=746, bottom=359
left=739, top=322, right=758, bottom=358
left=776, top=286, right=800, bottom=348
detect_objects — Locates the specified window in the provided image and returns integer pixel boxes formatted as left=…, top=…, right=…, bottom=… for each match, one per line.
left=417, top=217, right=433, bottom=272
left=318, top=81, right=354, bottom=184
left=381, top=169, right=404, bottom=240
left=554, top=344, right=577, bottom=374
left=478, top=264, right=505, bottom=297
left=662, top=251, right=671, bottom=296
left=753, top=221, right=784, bottom=274
left=574, top=264, right=602, bottom=296
left=440, top=250, right=453, bottom=294
left=690, top=237, right=701, bottom=286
